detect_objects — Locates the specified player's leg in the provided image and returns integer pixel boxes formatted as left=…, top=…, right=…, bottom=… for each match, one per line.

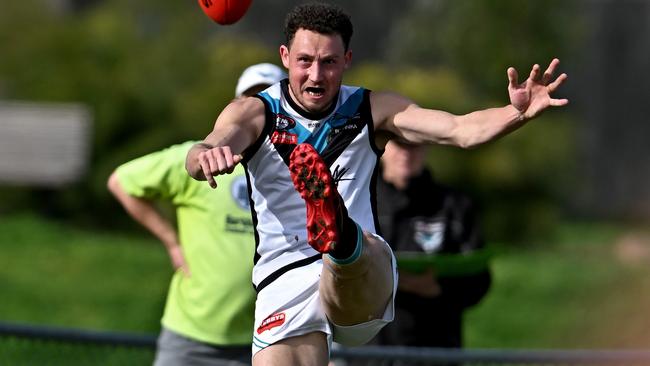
left=253, top=331, right=328, bottom=366
left=289, top=143, right=396, bottom=333
left=320, top=232, right=394, bottom=327
left=252, top=260, right=335, bottom=365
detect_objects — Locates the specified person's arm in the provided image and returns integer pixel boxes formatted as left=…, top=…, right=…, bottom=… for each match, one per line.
left=107, top=172, right=189, bottom=276
left=398, top=269, right=441, bottom=298
left=186, top=97, right=265, bottom=188
left=373, top=58, right=568, bottom=148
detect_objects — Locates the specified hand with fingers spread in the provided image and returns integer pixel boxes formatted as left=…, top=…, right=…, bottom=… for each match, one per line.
left=508, top=58, right=569, bottom=120
left=195, top=145, right=243, bottom=189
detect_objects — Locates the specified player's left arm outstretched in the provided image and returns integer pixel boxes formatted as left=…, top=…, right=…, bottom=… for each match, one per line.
left=373, top=58, right=568, bottom=149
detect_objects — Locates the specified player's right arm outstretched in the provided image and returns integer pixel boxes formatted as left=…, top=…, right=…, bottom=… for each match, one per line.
left=186, top=97, right=265, bottom=188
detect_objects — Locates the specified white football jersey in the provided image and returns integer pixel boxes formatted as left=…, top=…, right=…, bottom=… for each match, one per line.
left=243, top=80, right=382, bottom=291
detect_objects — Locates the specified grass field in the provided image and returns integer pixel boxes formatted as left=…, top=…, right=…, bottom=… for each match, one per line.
left=465, top=223, right=650, bottom=348
left=1, top=213, right=169, bottom=334
left=2, top=212, right=650, bottom=349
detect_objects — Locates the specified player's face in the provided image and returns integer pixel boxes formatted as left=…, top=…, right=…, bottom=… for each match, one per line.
left=280, top=28, right=351, bottom=114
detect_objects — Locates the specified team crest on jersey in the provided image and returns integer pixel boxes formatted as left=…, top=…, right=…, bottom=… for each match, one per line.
left=257, top=312, right=286, bottom=334
left=275, top=113, right=296, bottom=131
left=271, top=131, right=298, bottom=145
left=413, top=218, right=445, bottom=253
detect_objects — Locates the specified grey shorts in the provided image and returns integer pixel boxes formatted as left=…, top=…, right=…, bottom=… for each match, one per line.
left=153, top=327, right=251, bottom=366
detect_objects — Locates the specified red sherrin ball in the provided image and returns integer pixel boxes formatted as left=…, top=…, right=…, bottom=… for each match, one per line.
left=198, top=0, right=252, bottom=25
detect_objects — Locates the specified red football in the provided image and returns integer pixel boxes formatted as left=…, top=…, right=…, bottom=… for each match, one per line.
left=198, top=0, right=252, bottom=25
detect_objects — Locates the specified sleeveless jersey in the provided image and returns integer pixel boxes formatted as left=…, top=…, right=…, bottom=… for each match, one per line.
left=244, top=80, right=382, bottom=291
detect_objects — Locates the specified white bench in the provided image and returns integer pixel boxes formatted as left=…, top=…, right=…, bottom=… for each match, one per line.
left=0, top=101, right=91, bottom=187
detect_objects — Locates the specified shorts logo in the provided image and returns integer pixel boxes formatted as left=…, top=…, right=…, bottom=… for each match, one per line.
left=271, top=131, right=298, bottom=145
left=275, top=113, right=296, bottom=131
left=257, top=312, right=286, bottom=334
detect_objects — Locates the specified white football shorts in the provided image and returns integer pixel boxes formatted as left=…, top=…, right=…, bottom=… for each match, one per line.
left=251, top=234, right=398, bottom=357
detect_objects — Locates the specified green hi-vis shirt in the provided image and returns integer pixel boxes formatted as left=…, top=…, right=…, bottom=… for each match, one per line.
left=116, top=141, right=255, bottom=346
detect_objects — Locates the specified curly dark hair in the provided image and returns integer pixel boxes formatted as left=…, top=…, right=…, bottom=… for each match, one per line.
left=284, top=2, right=353, bottom=51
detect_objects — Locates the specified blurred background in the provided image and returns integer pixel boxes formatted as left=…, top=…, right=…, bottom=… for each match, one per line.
left=1, top=0, right=650, bottom=358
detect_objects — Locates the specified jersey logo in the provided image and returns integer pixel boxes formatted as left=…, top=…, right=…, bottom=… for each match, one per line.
left=271, top=131, right=298, bottom=145
left=327, top=113, right=364, bottom=143
left=331, top=164, right=354, bottom=186
left=257, top=312, right=286, bottom=334
left=275, top=113, right=296, bottom=131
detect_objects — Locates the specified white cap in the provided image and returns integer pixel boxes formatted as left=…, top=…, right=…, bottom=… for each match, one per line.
left=235, top=63, right=287, bottom=97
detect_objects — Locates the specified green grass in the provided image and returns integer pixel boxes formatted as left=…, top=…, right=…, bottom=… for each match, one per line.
left=1, top=337, right=154, bottom=366
left=465, top=222, right=650, bottom=348
left=2, top=213, right=650, bottom=350
left=1, top=213, right=169, bottom=333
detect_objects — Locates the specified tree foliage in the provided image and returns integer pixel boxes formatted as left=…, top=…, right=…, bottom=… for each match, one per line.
left=385, top=0, right=578, bottom=97
left=0, top=0, right=580, bottom=241
left=1, top=0, right=276, bottom=219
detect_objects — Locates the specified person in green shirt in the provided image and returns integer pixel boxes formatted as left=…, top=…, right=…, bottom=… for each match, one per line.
left=107, top=63, right=286, bottom=366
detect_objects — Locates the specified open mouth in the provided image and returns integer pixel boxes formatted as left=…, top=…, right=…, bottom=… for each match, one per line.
left=305, top=87, right=325, bottom=97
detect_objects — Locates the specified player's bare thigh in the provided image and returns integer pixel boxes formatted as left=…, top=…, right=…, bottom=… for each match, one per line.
left=321, top=231, right=394, bottom=325
left=253, top=331, right=329, bottom=366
